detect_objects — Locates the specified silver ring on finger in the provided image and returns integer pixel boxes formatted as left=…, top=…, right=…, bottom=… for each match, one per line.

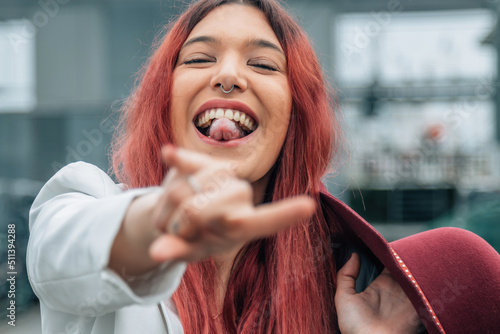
left=186, top=175, right=202, bottom=194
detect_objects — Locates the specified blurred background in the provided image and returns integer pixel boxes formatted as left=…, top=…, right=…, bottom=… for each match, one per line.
left=1, top=0, right=499, bottom=332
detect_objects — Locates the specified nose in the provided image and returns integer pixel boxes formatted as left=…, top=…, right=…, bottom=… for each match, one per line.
left=210, top=56, right=248, bottom=93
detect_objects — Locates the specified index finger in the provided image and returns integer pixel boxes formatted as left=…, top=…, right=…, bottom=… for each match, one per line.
left=231, top=196, right=316, bottom=239
left=161, top=145, right=228, bottom=175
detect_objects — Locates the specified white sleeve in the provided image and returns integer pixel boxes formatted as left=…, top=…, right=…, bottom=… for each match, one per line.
left=27, top=162, right=186, bottom=317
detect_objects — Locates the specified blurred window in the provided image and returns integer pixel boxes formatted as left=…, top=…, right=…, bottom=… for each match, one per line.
left=335, top=9, right=496, bottom=85
left=333, top=9, right=499, bottom=191
left=0, top=20, right=36, bottom=112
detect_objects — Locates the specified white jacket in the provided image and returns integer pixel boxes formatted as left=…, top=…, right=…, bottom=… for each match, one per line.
left=27, top=162, right=187, bottom=333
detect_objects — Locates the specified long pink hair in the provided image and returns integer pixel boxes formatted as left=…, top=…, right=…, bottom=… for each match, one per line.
left=111, top=0, right=344, bottom=332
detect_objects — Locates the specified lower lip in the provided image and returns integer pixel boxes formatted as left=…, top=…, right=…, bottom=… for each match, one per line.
left=194, top=124, right=257, bottom=148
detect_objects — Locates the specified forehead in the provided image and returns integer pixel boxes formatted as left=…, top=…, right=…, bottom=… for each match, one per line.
left=187, top=4, right=282, bottom=50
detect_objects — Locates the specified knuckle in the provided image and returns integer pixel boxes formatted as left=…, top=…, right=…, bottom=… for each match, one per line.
left=215, top=165, right=234, bottom=177
left=165, top=181, right=189, bottom=206
left=165, top=191, right=183, bottom=206
left=175, top=203, right=204, bottom=240
left=222, top=213, right=245, bottom=231
left=151, top=211, right=164, bottom=231
left=206, top=169, right=232, bottom=191
left=191, top=193, right=210, bottom=210
left=155, top=191, right=169, bottom=209
left=202, top=180, right=221, bottom=198
left=240, top=179, right=252, bottom=193
left=178, top=201, right=201, bottom=222
left=234, top=180, right=253, bottom=201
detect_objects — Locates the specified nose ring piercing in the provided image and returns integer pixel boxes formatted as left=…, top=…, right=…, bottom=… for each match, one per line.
left=221, top=85, right=234, bottom=94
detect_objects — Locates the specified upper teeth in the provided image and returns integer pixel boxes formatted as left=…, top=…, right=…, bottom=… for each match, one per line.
left=196, top=108, right=257, bottom=131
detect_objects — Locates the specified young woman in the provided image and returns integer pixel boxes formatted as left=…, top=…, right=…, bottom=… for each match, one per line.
left=28, top=0, right=425, bottom=333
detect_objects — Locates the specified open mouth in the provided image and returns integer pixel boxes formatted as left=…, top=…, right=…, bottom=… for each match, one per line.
left=194, top=108, right=258, bottom=141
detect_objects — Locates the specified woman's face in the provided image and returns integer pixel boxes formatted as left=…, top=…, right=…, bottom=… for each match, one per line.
left=170, top=4, right=292, bottom=189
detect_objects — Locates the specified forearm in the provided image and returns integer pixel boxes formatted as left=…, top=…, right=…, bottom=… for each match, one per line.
left=109, top=191, right=163, bottom=277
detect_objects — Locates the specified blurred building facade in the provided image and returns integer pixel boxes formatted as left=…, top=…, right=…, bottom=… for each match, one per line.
left=1, top=0, right=500, bottom=331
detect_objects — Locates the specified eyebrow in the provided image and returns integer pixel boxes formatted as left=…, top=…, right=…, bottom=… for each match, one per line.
left=181, top=35, right=284, bottom=55
left=182, top=35, right=218, bottom=49
left=247, top=38, right=284, bottom=55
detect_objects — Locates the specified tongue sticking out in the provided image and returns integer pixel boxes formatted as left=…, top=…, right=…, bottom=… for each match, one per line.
left=209, top=118, right=246, bottom=141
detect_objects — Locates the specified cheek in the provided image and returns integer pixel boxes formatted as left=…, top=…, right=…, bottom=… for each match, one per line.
left=169, top=74, right=182, bottom=127
left=168, top=97, right=184, bottom=146
left=257, top=111, right=290, bottom=169
left=169, top=72, right=199, bottom=145
left=262, top=81, right=292, bottom=154
left=271, top=81, right=292, bottom=124
left=268, top=100, right=292, bottom=145
left=170, top=73, right=189, bottom=114
left=259, top=78, right=292, bottom=126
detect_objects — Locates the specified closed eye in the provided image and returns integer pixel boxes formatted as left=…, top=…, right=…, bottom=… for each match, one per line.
left=249, top=62, right=278, bottom=71
left=183, top=58, right=213, bottom=65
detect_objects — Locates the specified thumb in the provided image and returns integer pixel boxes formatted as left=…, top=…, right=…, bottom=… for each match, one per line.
left=336, top=252, right=361, bottom=298
left=149, top=234, right=193, bottom=263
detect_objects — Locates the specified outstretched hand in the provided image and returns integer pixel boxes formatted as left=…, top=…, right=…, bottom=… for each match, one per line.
left=149, top=145, right=316, bottom=263
left=335, top=253, right=422, bottom=334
